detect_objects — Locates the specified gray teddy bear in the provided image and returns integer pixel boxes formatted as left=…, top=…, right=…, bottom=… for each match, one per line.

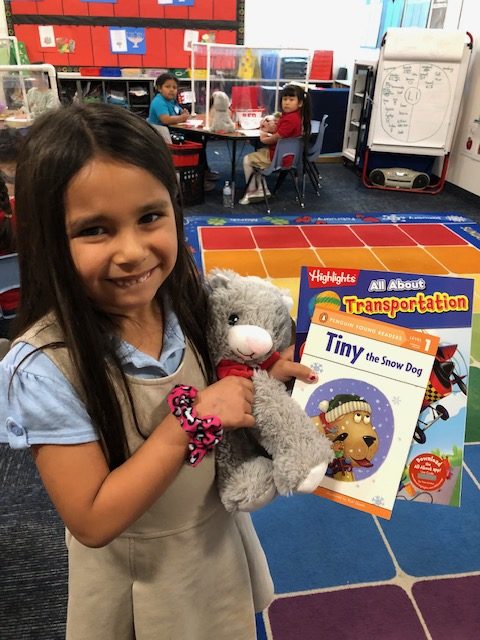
left=206, top=269, right=333, bottom=512
left=209, top=91, right=236, bottom=133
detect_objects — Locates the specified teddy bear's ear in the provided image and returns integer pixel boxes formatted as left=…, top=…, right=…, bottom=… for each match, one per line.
left=206, top=268, right=237, bottom=290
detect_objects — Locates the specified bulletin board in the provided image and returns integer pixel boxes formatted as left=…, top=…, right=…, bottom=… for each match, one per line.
left=4, top=0, right=245, bottom=71
left=367, top=28, right=473, bottom=157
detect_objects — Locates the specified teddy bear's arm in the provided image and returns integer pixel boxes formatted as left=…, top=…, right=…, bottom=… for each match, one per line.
left=252, top=372, right=333, bottom=496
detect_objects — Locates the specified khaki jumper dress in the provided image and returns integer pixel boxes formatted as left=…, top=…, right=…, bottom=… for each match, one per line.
left=17, top=317, right=273, bottom=640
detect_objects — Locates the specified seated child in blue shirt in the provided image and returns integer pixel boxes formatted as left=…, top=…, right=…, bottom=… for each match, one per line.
left=147, top=73, right=218, bottom=188
left=147, top=73, right=190, bottom=127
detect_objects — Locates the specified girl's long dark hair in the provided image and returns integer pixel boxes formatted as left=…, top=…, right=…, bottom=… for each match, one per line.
left=14, top=103, right=214, bottom=469
left=281, top=83, right=312, bottom=145
left=0, top=174, right=14, bottom=253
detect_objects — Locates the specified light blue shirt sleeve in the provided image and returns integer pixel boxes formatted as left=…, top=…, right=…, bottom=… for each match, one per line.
left=0, top=305, right=185, bottom=449
left=0, top=342, right=98, bottom=449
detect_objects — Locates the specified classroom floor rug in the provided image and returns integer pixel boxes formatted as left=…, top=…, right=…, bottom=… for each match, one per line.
left=185, top=212, right=480, bottom=640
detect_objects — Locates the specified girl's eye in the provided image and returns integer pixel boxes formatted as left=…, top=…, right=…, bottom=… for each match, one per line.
left=228, top=314, right=239, bottom=326
left=77, top=226, right=105, bottom=237
left=139, top=212, right=161, bottom=224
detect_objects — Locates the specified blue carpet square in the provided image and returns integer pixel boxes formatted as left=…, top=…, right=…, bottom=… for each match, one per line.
left=252, top=494, right=395, bottom=593
left=255, top=612, right=267, bottom=640
left=380, top=461, right=480, bottom=575
left=464, top=443, right=480, bottom=477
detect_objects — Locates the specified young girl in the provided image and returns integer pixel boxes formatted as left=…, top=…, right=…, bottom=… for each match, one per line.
left=147, top=72, right=190, bottom=127
left=26, top=69, right=59, bottom=119
left=0, top=103, right=316, bottom=639
left=240, top=83, right=312, bottom=205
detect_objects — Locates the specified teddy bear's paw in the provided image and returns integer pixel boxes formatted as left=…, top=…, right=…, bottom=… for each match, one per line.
left=296, top=462, right=329, bottom=493
left=237, top=484, right=278, bottom=513
left=219, top=457, right=275, bottom=512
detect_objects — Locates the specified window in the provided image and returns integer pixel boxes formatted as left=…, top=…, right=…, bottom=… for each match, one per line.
left=372, top=0, right=442, bottom=47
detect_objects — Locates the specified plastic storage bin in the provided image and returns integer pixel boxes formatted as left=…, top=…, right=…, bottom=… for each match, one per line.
left=235, top=109, right=263, bottom=130
left=80, top=67, right=100, bottom=76
left=167, top=141, right=202, bottom=168
left=176, top=166, right=205, bottom=206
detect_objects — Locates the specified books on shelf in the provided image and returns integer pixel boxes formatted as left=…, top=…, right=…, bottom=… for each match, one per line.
left=292, top=266, right=474, bottom=517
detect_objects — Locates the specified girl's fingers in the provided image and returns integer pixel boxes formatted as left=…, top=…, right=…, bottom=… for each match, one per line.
left=267, top=345, right=318, bottom=383
left=285, top=361, right=318, bottom=383
left=242, top=413, right=256, bottom=429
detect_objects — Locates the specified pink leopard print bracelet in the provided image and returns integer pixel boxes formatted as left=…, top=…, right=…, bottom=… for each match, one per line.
left=167, top=385, right=223, bottom=467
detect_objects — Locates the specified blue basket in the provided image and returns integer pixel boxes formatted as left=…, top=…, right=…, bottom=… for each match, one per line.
left=100, top=67, right=122, bottom=77
left=261, top=53, right=279, bottom=80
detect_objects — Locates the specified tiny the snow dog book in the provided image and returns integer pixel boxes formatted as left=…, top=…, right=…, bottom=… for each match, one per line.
left=292, top=286, right=439, bottom=519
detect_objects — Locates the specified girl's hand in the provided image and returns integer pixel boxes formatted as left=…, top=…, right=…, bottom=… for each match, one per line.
left=179, top=111, right=190, bottom=123
left=268, top=345, right=318, bottom=384
left=259, top=131, right=270, bottom=143
left=195, top=377, right=255, bottom=430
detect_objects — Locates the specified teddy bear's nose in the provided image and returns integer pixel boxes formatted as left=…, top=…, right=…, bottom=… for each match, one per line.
left=246, top=331, right=272, bottom=355
left=228, top=325, right=273, bottom=359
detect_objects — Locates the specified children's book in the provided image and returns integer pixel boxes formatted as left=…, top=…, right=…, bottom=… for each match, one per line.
left=294, top=267, right=474, bottom=511
left=292, top=305, right=439, bottom=519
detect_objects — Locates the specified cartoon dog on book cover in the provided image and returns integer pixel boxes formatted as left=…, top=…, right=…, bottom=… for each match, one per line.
left=317, top=394, right=380, bottom=482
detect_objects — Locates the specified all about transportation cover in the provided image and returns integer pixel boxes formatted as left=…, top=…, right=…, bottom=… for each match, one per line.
left=295, top=267, right=474, bottom=508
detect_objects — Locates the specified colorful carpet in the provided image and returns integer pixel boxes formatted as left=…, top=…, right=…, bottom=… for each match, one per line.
left=185, top=212, right=480, bottom=639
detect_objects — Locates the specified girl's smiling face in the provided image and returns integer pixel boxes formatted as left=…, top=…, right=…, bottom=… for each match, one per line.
left=65, top=157, right=178, bottom=319
left=158, top=79, right=179, bottom=101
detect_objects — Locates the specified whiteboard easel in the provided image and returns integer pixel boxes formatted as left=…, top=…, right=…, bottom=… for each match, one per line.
left=367, top=29, right=472, bottom=156
left=362, top=28, right=473, bottom=194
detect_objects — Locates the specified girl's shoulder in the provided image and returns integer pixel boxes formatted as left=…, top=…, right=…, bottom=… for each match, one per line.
left=5, top=313, right=67, bottom=379
left=0, top=340, right=97, bottom=449
left=16, top=312, right=64, bottom=347
left=2, top=339, right=63, bottom=378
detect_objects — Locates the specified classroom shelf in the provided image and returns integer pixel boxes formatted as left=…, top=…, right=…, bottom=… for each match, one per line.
left=57, top=73, right=156, bottom=116
left=342, top=60, right=376, bottom=168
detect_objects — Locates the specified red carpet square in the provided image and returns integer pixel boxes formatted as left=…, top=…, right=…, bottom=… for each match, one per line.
left=302, top=224, right=365, bottom=247
left=353, top=224, right=417, bottom=246
left=251, top=226, right=310, bottom=248
left=400, top=223, right=468, bottom=245
left=200, top=226, right=255, bottom=250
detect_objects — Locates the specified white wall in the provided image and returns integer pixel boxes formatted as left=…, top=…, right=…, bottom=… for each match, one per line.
left=244, top=0, right=375, bottom=80
left=444, top=0, right=480, bottom=196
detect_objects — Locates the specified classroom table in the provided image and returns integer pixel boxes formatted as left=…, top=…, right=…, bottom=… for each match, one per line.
left=169, top=120, right=260, bottom=197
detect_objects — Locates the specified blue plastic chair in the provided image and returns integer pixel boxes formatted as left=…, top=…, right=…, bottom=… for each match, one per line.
left=243, top=137, right=304, bottom=214
left=303, top=114, right=328, bottom=197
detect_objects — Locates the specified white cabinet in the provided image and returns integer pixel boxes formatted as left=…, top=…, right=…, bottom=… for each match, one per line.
left=342, top=61, right=376, bottom=167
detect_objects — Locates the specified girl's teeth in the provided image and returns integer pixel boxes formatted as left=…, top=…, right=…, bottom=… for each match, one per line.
left=115, top=271, right=151, bottom=288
